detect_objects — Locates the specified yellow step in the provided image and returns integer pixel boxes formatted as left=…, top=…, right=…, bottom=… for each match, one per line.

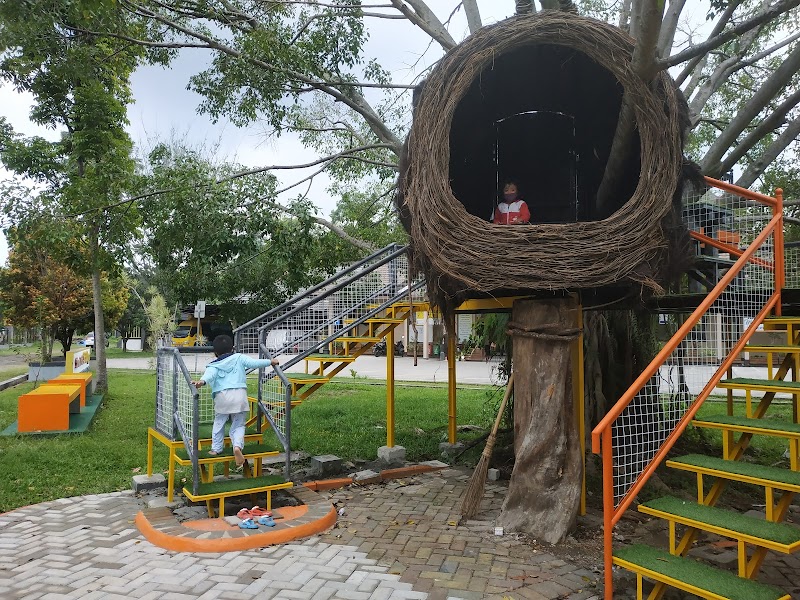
left=304, top=354, right=356, bottom=363
left=639, top=496, right=800, bottom=554
left=335, top=336, right=380, bottom=344
left=743, top=345, right=800, bottom=354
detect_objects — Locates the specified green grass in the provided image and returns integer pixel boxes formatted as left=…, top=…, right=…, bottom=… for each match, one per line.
left=0, top=370, right=496, bottom=513
left=0, top=366, right=28, bottom=381
left=0, top=369, right=162, bottom=512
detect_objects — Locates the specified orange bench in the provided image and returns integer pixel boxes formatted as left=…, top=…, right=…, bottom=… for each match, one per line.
left=18, top=383, right=82, bottom=433
left=49, top=372, right=92, bottom=408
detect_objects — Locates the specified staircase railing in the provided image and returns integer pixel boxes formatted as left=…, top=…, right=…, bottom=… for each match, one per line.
left=591, top=179, right=784, bottom=599
left=155, top=347, right=201, bottom=495
left=234, top=243, right=412, bottom=355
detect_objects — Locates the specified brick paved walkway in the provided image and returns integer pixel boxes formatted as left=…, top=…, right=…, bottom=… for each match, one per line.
left=0, top=469, right=600, bottom=600
left=2, top=466, right=795, bottom=599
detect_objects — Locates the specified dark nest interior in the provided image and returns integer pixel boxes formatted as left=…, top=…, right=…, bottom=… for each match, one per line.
left=396, top=12, right=694, bottom=312
left=450, top=44, right=640, bottom=224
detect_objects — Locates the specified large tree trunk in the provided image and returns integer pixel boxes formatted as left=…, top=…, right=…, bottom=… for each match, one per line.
left=92, top=268, right=108, bottom=393
left=499, top=298, right=582, bottom=544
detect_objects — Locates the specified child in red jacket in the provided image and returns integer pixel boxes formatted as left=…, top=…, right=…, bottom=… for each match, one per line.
left=493, top=181, right=530, bottom=224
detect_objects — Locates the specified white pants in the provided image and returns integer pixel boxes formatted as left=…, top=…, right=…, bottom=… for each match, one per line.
left=211, top=411, right=247, bottom=453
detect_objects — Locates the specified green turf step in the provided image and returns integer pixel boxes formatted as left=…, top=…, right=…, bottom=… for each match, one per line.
left=693, top=414, right=800, bottom=436
left=667, top=454, right=800, bottom=489
left=614, top=544, right=788, bottom=600
left=640, top=496, right=800, bottom=548
left=717, top=378, right=800, bottom=391
left=175, top=442, right=278, bottom=462
left=185, top=474, right=288, bottom=499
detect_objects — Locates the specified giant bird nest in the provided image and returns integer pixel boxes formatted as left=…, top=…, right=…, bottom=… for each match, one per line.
left=397, top=12, right=693, bottom=312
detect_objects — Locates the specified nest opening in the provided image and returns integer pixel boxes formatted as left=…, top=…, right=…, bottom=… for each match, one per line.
left=449, top=43, right=641, bottom=224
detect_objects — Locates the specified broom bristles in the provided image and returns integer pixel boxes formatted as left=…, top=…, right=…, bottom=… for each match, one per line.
left=460, top=374, right=514, bottom=520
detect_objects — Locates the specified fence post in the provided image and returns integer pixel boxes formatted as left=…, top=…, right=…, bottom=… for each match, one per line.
left=774, top=188, right=785, bottom=315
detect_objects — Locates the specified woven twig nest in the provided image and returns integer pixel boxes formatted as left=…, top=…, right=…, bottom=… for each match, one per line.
left=397, top=12, right=692, bottom=311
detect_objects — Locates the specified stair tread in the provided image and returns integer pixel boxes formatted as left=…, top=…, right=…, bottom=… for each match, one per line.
left=743, top=344, right=800, bottom=352
left=763, top=316, right=800, bottom=324
left=176, top=423, right=263, bottom=443
left=668, top=454, right=800, bottom=488
left=335, top=336, right=380, bottom=342
left=305, top=354, right=356, bottom=361
left=719, top=378, right=800, bottom=390
left=176, top=442, right=279, bottom=461
left=284, top=372, right=331, bottom=381
left=614, top=544, right=788, bottom=600
left=640, top=496, right=800, bottom=547
left=184, top=474, right=290, bottom=499
left=693, top=414, right=800, bottom=435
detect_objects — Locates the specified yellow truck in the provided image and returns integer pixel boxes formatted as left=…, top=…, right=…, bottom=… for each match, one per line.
left=172, top=318, right=233, bottom=347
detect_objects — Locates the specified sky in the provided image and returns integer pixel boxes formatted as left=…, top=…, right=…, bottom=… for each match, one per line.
left=0, top=1, right=516, bottom=266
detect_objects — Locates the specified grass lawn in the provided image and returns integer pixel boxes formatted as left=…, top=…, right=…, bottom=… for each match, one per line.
left=0, top=369, right=497, bottom=513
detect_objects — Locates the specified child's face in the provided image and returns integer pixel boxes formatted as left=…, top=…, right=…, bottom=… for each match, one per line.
left=503, top=183, right=518, bottom=197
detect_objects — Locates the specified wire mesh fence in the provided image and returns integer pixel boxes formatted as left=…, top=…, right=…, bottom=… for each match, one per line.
left=786, top=244, right=800, bottom=289
left=606, top=181, right=779, bottom=509
left=234, top=244, right=426, bottom=356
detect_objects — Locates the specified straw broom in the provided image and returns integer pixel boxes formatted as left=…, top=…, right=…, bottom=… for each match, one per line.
left=460, top=373, right=514, bottom=520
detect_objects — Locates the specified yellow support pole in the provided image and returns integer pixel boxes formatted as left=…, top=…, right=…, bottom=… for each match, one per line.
left=571, top=299, right=586, bottom=516
left=447, top=313, right=457, bottom=445
left=387, top=326, right=395, bottom=448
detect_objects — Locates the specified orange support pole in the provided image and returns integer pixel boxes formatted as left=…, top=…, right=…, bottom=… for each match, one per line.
left=774, top=188, right=784, bottom=315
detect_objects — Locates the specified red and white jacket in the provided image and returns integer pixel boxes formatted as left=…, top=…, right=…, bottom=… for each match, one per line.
left=493, top=200, right=530, bottom=224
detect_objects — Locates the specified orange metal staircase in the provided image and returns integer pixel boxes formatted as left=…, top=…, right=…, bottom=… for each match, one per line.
left=591, top=179, right=798, bottom=599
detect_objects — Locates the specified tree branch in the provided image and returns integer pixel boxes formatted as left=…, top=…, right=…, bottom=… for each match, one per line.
left=674, top=1, right=742, bottom=86
left=595, top=0, right=665, bottom=214
left=699, top=41, right=800, bottom=176
left=389, top=0, right=456, bottom=51
left=735, top=113, right=800, bottom=188
left=462, top=0, right=482, bottom=33
left=717, top=87, right=800, bottom=175
left=119, top=1, right=404, bottom=152
left=657, top=0, right=686, bottom=57
left=660, top=0, right=800, bottom=70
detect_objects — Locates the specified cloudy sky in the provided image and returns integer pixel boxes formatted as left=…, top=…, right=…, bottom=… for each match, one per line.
left=0, top=2, right=520, bottom=265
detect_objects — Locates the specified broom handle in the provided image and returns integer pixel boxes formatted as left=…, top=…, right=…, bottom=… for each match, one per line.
left=489, top=372, right=514, bottom=440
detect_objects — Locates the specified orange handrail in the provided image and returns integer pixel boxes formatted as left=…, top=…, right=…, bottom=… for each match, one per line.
left=688, top=230, right=773, bottom=270
left=594, top=182, right=783, bottom=600
left=591, top=213, right=780, bottom=453
left=704, top=176, right=778, bottom=207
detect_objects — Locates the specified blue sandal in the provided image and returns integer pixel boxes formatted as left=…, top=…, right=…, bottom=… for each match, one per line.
left=258, top=516, right=276, bottom=527
left=238, top=518, right=258, bottom=529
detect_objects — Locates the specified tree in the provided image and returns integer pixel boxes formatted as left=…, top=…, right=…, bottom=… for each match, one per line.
left=136, top=142, right=358, bottom=324
left=67, top=0, right=800, bottom=539
left=0, top=0, right=153, bottom=393
left=0, top=245, right=92, bottom=363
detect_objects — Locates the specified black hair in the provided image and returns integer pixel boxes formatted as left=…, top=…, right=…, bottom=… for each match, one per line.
left=502, top=179, right=521, bottom=192
left=213, top=335, right=234, bottom=357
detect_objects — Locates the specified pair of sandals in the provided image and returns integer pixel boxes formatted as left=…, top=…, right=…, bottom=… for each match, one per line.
left=237, top=506, right=275, bottom=529
left=207, top=446, right=246, bottom=467
left=239, top=515, right=275, bottom=529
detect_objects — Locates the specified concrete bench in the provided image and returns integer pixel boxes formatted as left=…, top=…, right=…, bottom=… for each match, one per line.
left=49, top=372, right=92, bottom=408
left=18, top=383, right=82, bottom=432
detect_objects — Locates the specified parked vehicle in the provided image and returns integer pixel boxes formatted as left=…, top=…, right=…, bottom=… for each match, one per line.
left=172, top=318, right=234, bottom=348
left=373, top=340, right=405, bottom=357
left=82, top=332, right=109, bottom=348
